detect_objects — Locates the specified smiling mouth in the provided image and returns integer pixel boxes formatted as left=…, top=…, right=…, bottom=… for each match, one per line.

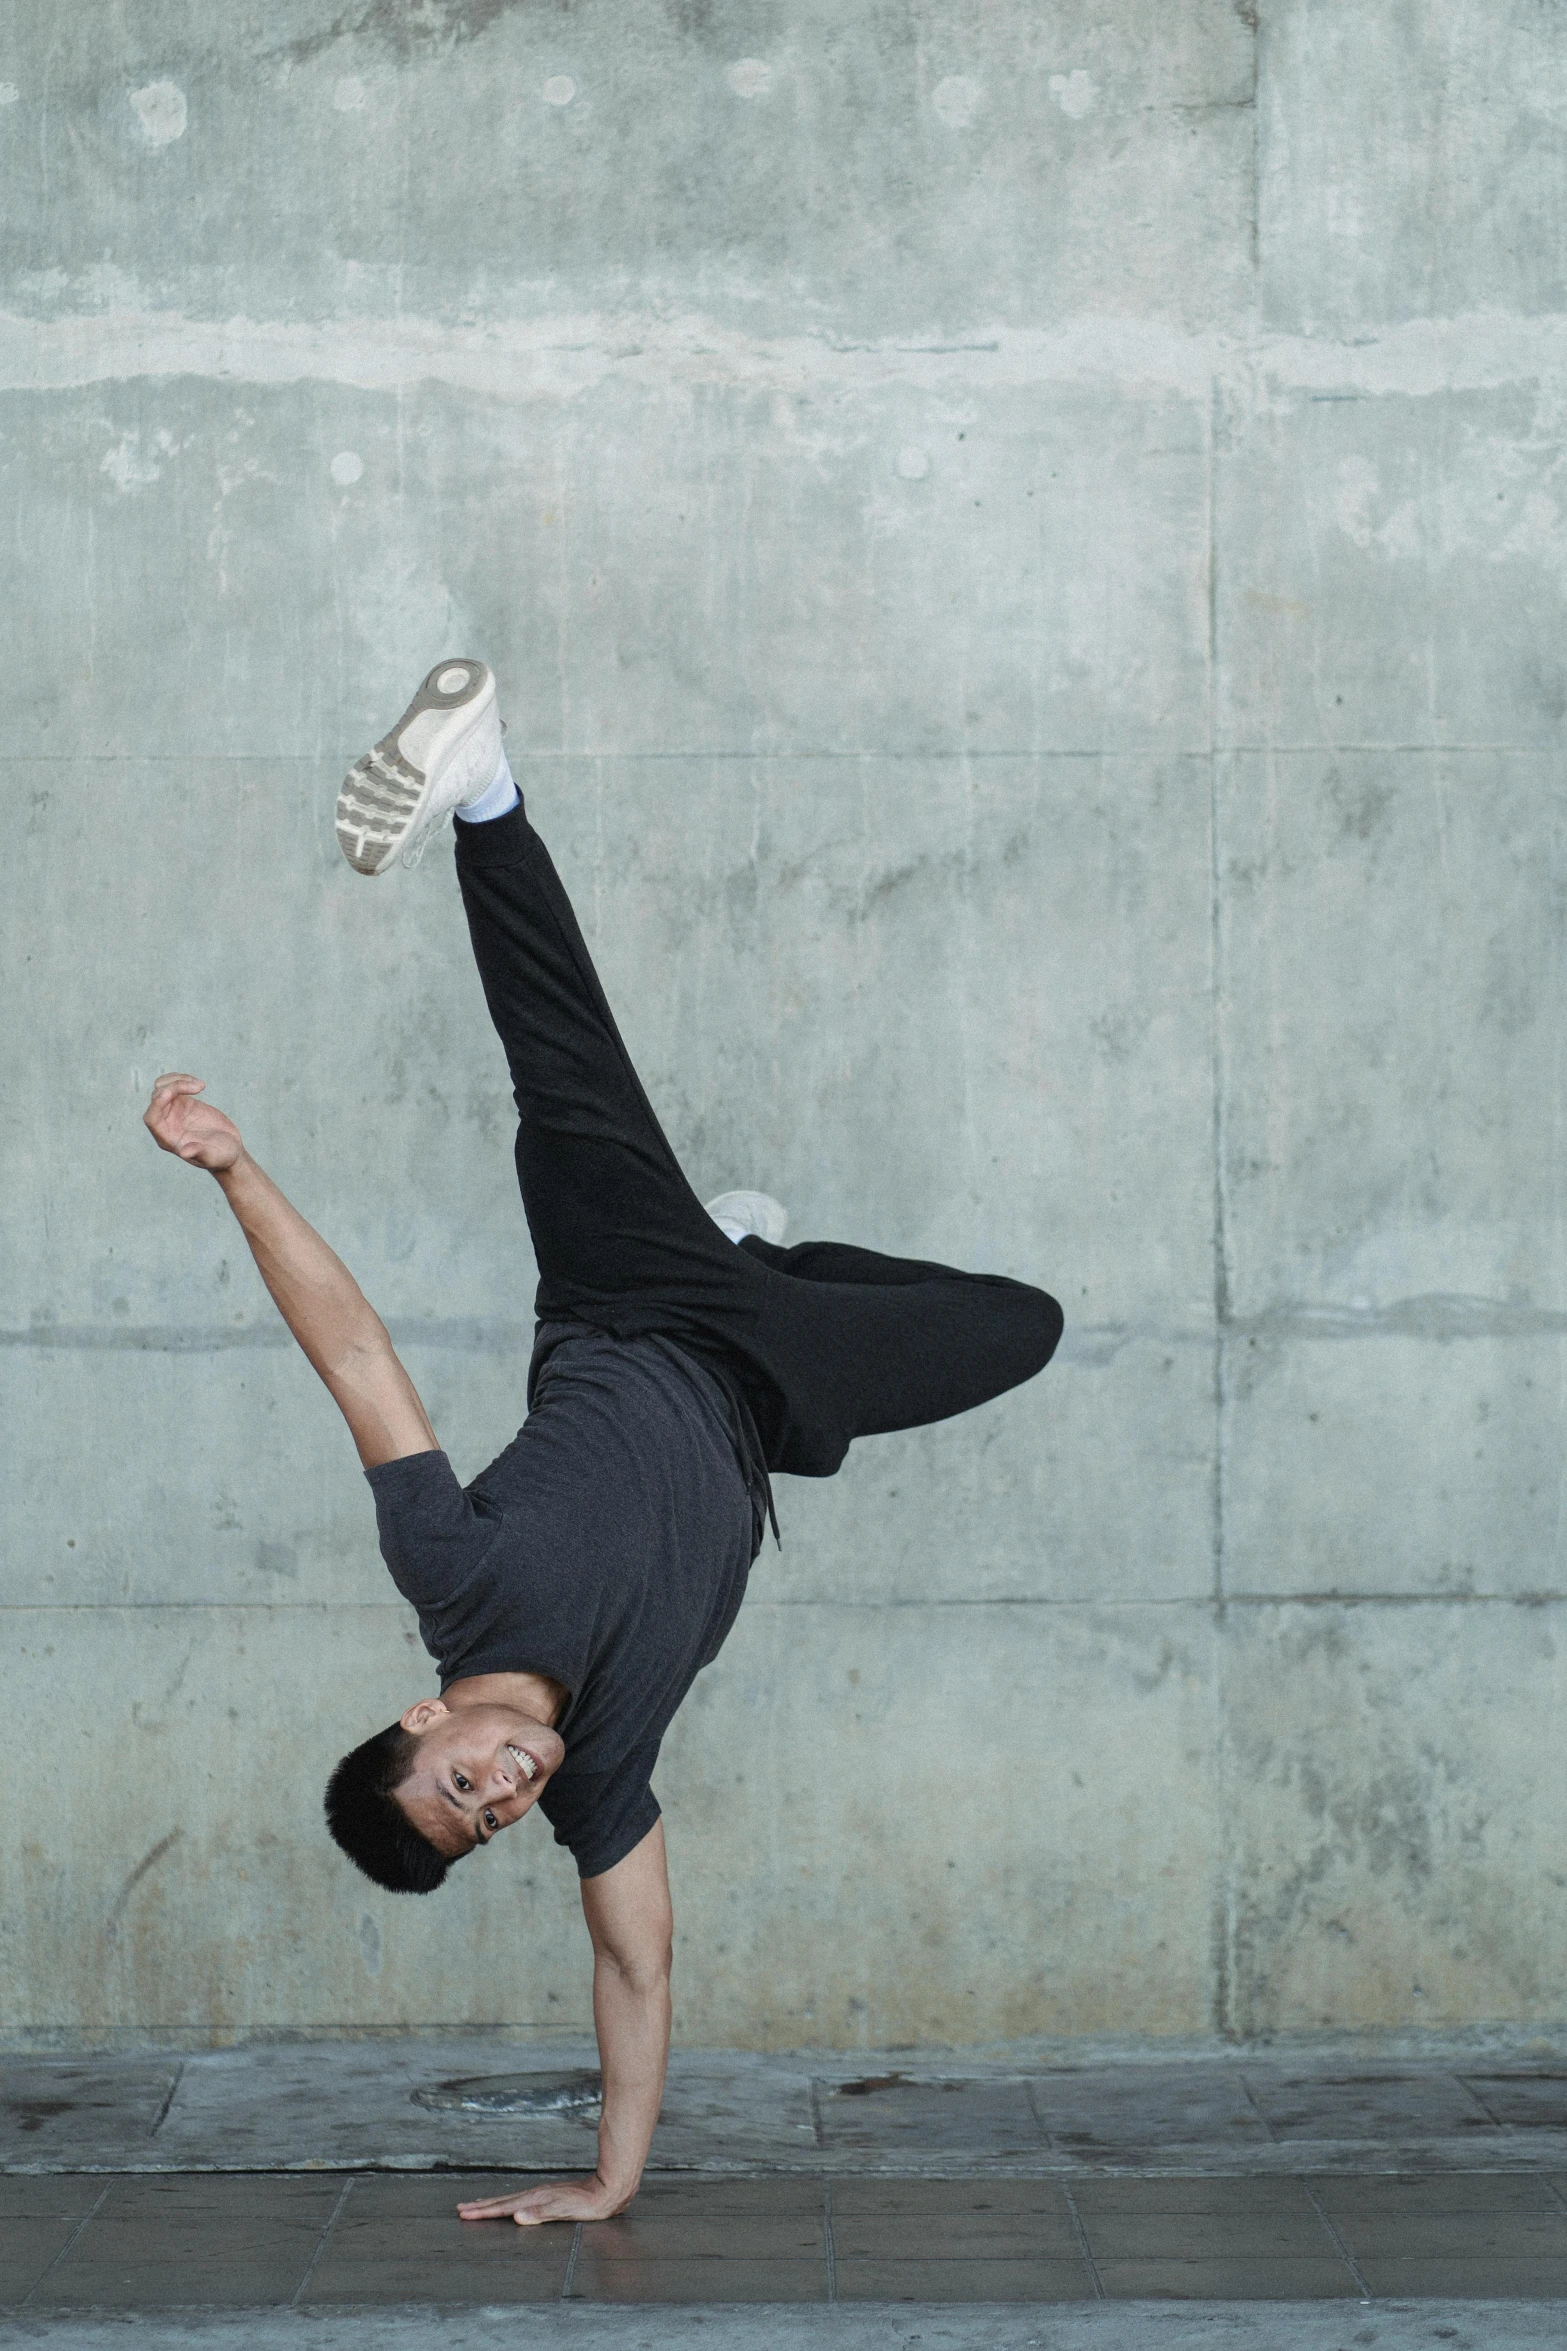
left=506, top=1743, right=538, bottom=1784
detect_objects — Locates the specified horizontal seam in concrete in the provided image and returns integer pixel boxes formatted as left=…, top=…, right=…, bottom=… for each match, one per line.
left=756, top=1587, right=1567, bottom=1604
left=14, top=1323, right=1222, bottom=1354
left=0, top=743, right=1554, bottom=763
left=752, top=1592, right=1567, bottom=1608
left=4, top=1593, right=1562, bottom=1613
left=9, top=2150, right=1567, bottom=2179
left=5, top=305, right=1567, bottom=400
left=1227, top=1301, right=1567, bottom=1342
left=0, top=1601, right=428, bottom=1615
left=10, top=1299, right=1566, bottom=1352
left=0, top=1323, right=527, bottom=1352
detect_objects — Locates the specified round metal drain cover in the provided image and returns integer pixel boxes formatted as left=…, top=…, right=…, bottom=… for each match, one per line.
left=413, top=2070, right=602, bottom=2119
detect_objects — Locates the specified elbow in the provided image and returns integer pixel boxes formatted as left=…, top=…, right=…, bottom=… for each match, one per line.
left=334, top=1318, right=394, bottom=1380
left=598, top=1939, right=673, bottom=1998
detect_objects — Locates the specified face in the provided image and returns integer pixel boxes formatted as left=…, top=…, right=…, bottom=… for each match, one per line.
left=392, top=1700, right=566, bottom=1858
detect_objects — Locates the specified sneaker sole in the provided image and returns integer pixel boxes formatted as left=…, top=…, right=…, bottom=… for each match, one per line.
left=336, top=658, right=493, bottom=877
left=704, top=1191, right=790, bottom=1247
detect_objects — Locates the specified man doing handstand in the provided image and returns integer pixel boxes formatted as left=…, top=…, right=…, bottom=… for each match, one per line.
left=144, top=658, right=1062, bottom=2225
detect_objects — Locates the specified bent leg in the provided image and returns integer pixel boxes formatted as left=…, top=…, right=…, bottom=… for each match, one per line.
left=735, top=1236, right=1062, bottom=1475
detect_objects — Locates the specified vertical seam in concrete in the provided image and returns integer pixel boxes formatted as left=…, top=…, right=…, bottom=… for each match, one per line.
left=822, top=2174, right=837, bottom=2300
left=291, top=2172, right=355, bottom=2306
left=1553, top=770, right=1567, bottom=1578
left=1209, top=370, right=1237, bottom=2042
left=561, top=2219, right=583, bottom=2297
left=20, top=2183, right=109, bottom=2306
left=1059, top=2183, right=1104, bottom=2298
left=1208, top=374, right=1232, bottom=1585
left=1303, top=2182, right=1374, bottom=2301
left=1250, top=3, right=1262, bottom=280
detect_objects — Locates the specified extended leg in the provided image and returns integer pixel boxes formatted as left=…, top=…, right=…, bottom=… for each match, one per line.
left=454, top=800, right=746, bottom=1331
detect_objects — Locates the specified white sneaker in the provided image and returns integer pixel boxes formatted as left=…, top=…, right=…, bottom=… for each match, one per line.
left=705, top=1191, right=789, bottom=1246
left=336, top=659, right=503, bottom=876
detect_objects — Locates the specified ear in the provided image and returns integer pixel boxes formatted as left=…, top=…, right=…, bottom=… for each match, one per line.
left=400, top=1697, right=450, bottom=1736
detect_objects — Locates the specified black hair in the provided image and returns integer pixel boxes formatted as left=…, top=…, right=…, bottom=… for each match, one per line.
left=323, top=1722, right=457, bottom=1895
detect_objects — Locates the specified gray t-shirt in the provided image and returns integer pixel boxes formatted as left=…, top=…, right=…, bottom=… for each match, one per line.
left=365, top=1327, right=757, bottom=1879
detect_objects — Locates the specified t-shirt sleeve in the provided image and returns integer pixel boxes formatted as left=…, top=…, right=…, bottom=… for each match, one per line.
left=364, top=1450, right=497, bottom=1614
left=539, top=1745, right=663, bottom=1880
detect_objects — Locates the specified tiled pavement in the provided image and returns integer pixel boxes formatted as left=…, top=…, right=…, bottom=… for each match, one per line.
left=7, top=2043, right=1567, bottom=2320
left=6, top=2168, right=1567, bottom=2308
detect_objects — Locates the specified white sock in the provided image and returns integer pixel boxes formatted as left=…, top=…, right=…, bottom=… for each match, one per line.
left=456, top=746, right=519, bottom=824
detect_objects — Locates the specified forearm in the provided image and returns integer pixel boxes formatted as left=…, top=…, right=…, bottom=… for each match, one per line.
left=590, top=1954, right=671, bottom=2205
left=144, top=1075, right=435, bottom=1469
left=214, top=1152, right=382, bottom=1374
left=212, top=1152, right=436, bottom=1464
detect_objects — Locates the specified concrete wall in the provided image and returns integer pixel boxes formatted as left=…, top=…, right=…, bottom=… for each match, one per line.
left=4, top=0, right=1565, bottom=2050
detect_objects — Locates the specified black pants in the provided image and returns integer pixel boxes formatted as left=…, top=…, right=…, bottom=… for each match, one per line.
left=454, top=801, right=1062, bottom=1479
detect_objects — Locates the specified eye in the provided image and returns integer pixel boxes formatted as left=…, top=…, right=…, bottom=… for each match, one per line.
left=453, top=1772, right=470, bottom=1793
left=483, top=1809, right=498, bottom=1832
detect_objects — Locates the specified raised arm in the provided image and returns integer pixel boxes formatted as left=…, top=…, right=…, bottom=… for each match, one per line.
left=455, top=1822, right=674, bottom=2227
left=143, top=1073, right=438, bottom=1470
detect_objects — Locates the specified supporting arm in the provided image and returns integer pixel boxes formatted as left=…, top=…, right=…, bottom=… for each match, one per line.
left=582, top=1820, right=675, bottom=2207
left=455, top=1822, right=674, bottom=2227
left=143, top=1073, right=438, bottom=1470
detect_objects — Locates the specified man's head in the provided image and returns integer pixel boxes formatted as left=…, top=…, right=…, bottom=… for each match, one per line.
left=324, top=1698, right=566, bottom=1894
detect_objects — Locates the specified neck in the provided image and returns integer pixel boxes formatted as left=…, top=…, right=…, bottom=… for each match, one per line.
left=442, top=1668, right=568, bottom=1726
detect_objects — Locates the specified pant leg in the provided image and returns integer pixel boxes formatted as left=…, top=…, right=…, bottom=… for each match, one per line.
left=453, top=800, right=746, bottom=1328
left=735, top=1237, right=1062, bottom=1474
left=454, top=799, right=1061, bottom=1471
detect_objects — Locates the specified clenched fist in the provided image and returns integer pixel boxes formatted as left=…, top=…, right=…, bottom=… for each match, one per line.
left=143, top=1073, right=246, bottom=1173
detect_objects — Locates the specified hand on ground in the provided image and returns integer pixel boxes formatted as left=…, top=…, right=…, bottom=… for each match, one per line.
left=456, top=2174, right=631, bottom=2227
left=143, top=1074, right=245, bottom=1172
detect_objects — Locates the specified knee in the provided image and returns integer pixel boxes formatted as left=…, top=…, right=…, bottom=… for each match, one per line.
left=1012, top=1284, right=1064, bottom=1379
